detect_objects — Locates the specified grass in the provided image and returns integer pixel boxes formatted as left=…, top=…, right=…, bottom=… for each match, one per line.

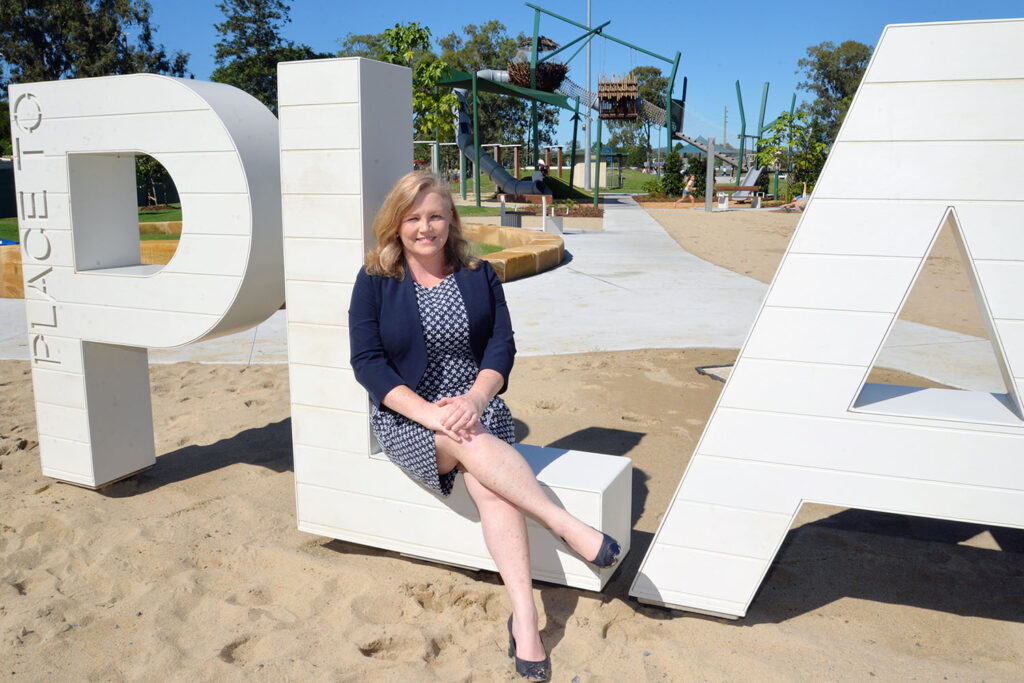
left=0, top=204, right=185, bottom=244
left=0, top=217, right=17, bottom=243
left=137, top=203, right=183, bottom=222
left=476, top=242, right=504, bottom=255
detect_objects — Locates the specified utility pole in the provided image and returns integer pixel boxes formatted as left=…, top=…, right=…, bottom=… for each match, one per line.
left=723, top=106, right=727, bottom=142
left=583, top=0, right=592, bottom=191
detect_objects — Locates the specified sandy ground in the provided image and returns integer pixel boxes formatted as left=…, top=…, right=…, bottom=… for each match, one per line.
left=646, top=206, right=988, bottom=339
left=2, top=209, right=1022, bottom=679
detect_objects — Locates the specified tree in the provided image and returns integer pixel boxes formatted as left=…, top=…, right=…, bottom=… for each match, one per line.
left=338, top=23, right=457, bottom=141
left=0, top=0, right=189, bottom=90
left=756, top=110, right=830, bottom=191
left=212, top=0, right=328, bottom=114
left=684, top=153, right=706, bottom=198
left=797, top=40, right=872, bottom=143
left=439, top=20, right=558, bottom=165
left=662, top=148, right=684, bottom=196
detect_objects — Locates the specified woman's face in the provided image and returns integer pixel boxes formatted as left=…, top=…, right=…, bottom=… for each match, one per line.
left=398, top=189, right=450, bottom=264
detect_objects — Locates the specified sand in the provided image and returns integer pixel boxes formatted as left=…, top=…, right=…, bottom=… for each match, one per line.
left=2, top=209, right=1022, bottom=679
left=646, top=206, right=989, bottom=339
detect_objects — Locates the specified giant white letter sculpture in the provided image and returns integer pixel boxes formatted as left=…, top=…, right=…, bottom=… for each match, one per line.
left=9, top=75, right=284, bottom=488
left=280, top=58, right=631, bottom=590
left=630, top=19, right=1024, bottom=617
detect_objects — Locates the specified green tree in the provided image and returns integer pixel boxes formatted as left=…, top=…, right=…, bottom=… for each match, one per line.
left=684, top=153, right=706, bottom=197
left=662, top=148, right=684, bottom=196
left=0, top=0, right=189, bottom=88
left=338, top=23, right=457, bottom=141
left=797, top=40, right=872, bottom=143
left=756, top=110, right=830, bottom=190
left=439, top=20, right=558, bottom=164
left=212, top=0, right=328, bottom=114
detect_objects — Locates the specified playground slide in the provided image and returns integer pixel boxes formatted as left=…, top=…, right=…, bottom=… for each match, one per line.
left=558, top=77, right=739, bottom=168
left=453, top=70, right=551, bottom=196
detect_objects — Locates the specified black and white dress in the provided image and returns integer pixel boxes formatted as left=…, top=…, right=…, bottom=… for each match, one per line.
left=370, top=274, right=516, bottom=496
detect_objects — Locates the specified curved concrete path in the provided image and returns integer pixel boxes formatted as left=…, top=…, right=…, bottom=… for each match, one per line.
left=0, top=195, right=1005, bottom=392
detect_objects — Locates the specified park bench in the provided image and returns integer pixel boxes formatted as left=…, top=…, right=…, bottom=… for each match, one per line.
left=714, top=184, right=765, bottom=209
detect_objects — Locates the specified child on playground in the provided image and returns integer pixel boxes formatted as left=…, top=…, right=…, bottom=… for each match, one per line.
left=673, top=174, right=696, bottom=208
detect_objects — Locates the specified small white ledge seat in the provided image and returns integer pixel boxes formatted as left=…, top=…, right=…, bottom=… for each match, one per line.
left=295, top=443, right=632, bottom=590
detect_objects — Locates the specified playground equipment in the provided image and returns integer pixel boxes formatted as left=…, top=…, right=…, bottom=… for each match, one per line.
left=733, top=80, right=796, bottom=191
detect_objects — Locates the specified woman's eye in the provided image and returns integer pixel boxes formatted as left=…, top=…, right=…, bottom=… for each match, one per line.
left=430, top=214, right=444, bottom=222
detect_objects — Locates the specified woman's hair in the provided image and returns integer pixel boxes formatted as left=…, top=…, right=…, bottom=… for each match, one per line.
left=365, top=171, right=479, bottom=279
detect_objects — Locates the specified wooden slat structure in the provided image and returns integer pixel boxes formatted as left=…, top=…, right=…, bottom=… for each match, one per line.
left=597, top=74, right=639, bottom=120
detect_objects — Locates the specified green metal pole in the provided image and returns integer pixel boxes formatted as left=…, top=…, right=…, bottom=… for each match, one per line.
left=570, top=97, right=580, bottom=191
left=593, top=116, right=602, bottom=209
left=473, top=72, right=481, bottom=207
left=531, top=9, right=540, bottom=167
left=735, top=80, right=746, bottom=182
left=665, top=52, right=680, bottom=157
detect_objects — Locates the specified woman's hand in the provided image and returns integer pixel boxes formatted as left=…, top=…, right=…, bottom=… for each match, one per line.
left=436, top=390, right=488, bottom=437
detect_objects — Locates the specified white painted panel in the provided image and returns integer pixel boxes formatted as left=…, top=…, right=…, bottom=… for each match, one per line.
left=744, top=307, right=891, bottom=366
left=286, top=323, right=351, bottom=369
left=284, top=281, right=353, bottom=324
left=766, top=253, right=918, bottom=313
left=996, top=320, right=1024, bottom=379
left=975, top=261, right=1024, bottom=320
left=700, top=408, right=1024, bottom=490
left=866, top=20, right=1024, bottom=83
left=29, top=367, right=86, bottom=409
left=35, top=402, right=90, bottom=443
left=8, top=155, right=70, bottom=193
left=38, top=435, right=94, bottom=485
left=854, top=385, right=1021, bottom=427
left=632, top=543, right=767, bottom=606
left=20, top=227, right=73, bottom=268
left=13, top=192, right=69, bottom=231
left=658, top=501, right=791, bottom=560
left=280, top=150, right=361, bottom=195
left=291, top=404, right=370, bottom=453
left=48, top=272, right=240, bottom=315
left=289, top=364, right=366, bottom=413
left=684, top=455, right=1024, bottom=528
left=146, top=151, right=247, bottom=194
left=789, top=199, right=945, bottom=257
left=841, top=81, right=1024, bottom=142
left=284, top=238, right=363, bottom=282
left=816, top=141, right=1024, bottom=202
left=24, top=333, right=84, bottom=373
left=159, top=234, right=251, bottom=277
left=719, top=359, right=865, bottom=420
left=281, top=195, right=363, bottom=239
left=277, top=59, right=360, bottom=106
left=175, top=194, right=253, bottom=236
left=10, top=74, right=209, bottom=118
left=35, top=302, right=217, bottom=348
left=956, top=204, right=1024, bottom=260
left=45, top=110, right=234, bottom=153
left=279, top=103, right=360, bottom=150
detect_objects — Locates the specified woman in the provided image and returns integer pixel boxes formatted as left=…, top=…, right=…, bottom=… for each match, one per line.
left=349, top=171, right=620, bottom=681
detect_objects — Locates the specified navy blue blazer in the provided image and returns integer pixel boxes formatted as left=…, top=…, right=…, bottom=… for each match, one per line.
left=349, top=261, right=516, bottom=408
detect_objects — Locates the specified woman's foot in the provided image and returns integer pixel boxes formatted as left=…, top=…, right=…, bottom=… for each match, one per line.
left=560, top=523, right=620, bottom=567
left=508, top=614, right=550, bottom=681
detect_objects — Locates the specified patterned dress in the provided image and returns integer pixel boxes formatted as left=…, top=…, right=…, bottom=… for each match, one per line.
left=370, top=274, right=516, bottom=496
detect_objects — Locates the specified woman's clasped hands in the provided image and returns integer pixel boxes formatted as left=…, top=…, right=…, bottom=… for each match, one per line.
left=433, top=390, right=488, bottom=442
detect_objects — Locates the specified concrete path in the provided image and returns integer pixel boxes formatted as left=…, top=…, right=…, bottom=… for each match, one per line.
left=0, top=195, right=1005, bottom=392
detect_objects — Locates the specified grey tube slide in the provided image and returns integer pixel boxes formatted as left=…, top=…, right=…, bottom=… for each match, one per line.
left=453, top=70, right=551, bottom=196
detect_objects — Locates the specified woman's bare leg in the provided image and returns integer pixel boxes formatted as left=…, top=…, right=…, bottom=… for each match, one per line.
left=435, top=426, right=605, bottom=564
left=462, top=471, right=545, bottom=661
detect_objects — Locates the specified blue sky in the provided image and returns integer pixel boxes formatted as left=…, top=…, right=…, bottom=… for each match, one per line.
left=149, top=1, right=1023, bottom=147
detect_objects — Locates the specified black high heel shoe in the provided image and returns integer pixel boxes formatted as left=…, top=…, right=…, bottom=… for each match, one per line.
left=507, top=614, right=551, bottom=681
left=562, top=529, right=622, bottom=569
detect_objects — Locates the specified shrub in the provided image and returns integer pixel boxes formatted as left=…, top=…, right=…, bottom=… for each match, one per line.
left=662, top=149, right=684, bottom=196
